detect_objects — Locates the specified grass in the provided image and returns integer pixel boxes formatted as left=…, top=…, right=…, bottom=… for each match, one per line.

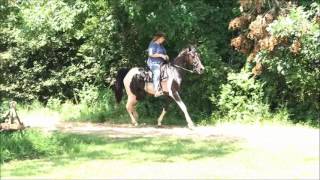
left=1, top=92, right=318, bottom=178
left=1, top=123, right=319, bottom=179
left=1, top=129, right=239, bottom=178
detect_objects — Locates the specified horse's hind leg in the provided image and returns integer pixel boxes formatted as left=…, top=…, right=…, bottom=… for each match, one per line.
left=157, top=108, right=167, bottom=127
left=126, top=95, right=139, bottom=126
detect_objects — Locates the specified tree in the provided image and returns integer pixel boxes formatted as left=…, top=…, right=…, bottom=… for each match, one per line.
left=228, top=0, right=320, bottom=122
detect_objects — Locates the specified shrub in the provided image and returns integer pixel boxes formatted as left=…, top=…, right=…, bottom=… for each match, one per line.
left=215, top=71, right=270, bottom=123
left=0, top=129, right=58, bottom=163
left=46, top=97, right=62, bottom=111
left=260, top=4, right=320, bottom=122
left=0, top=129, right=102, bottom=164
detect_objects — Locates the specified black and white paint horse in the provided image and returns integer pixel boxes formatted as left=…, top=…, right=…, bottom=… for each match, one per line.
left=114, top=46, right=204, bottom=129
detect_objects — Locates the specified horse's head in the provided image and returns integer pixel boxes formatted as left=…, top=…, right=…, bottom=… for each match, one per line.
left=185, top=45, right=205, bottom=74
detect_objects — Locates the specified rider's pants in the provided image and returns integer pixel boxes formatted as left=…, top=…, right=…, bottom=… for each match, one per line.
left=148, top=62, right=161, bottom=91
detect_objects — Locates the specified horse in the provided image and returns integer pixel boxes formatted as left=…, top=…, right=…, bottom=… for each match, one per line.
left=114, top=46, right=205, bottom=129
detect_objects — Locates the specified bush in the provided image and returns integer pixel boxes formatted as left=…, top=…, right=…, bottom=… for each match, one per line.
left=0, top=129, right=58, bottom=163
left=226, top=2, right=320, bottom=124
left=0, top=0, right=240, bottom=121
left=0, top=129, right=103, bottom=164
left=46, top=97, right=62, bottom=111
left=260, top=4, right=320, bottom=122
left=58, top=86, right=119, bottom=122
left=215, top=71, right=270, bottom=123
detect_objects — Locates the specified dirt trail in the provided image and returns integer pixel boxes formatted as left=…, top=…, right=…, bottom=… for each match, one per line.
left=22, top=114, right=319, bottom=152
left=59, top=122, right=318, bottom=151
left=57, top=122, right=236, bottom=139
left=20, top=111, right=319, bottom=153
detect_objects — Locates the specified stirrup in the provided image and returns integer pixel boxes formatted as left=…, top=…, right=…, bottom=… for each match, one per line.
left=154, top=90, right=163, bottom=97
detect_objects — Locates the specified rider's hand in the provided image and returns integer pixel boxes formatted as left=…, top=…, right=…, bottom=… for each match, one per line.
left=160, top=54, right=166, bottom=60
left=163, top=55, right=169, bottom=61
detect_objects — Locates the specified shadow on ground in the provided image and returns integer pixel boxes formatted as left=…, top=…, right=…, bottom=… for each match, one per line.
left=2, top=129, right=241, bottom=177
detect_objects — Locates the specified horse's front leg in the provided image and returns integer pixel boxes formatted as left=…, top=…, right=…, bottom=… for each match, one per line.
left=157, top=72, right=174, bottom=127
left=157, top=97, right=171, bottom=127
left=170, top=91, right=195, bottom=129
left=167, top=76, right=174, bottom=98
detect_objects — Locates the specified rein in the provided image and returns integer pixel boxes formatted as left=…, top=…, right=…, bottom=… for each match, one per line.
left=171, top=53, right=196, bottom=74
left=172, top=64, right=195, bottom=73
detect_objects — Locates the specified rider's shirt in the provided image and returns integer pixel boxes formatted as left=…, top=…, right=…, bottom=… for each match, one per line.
left=147, top=41, right=166, bottom=64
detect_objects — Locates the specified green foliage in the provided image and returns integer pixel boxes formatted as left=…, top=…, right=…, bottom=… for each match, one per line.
left=221, top=2, right=319, bottom=125
left=46, top=97, right=62, bottom=111
left=0, top=0, right=241, bottom=122
left=0, top=0, right=104, bottom=102
left=1, top=0, right=318, bottom=125
left=259, top=4, right=320, bottom=122
left=1, top=129, right=57, bottom=163
left=57, top=87, right=118, bottom=122
left=216, top=72, right=270, bottom=122
left=1, top=129, right=238, bottom=175
left=0, top=129, right=105, bottom=164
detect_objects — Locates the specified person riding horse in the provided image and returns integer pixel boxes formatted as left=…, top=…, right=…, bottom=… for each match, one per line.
left=147, top=32, right=169, bottom=97
left=114, top=37, right=205, bottom=129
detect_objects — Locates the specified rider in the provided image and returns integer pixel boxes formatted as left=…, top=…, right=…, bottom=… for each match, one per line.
left=147, top=32, right=169, bottom=97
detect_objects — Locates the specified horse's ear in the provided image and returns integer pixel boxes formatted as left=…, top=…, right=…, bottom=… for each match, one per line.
left=188, top=45, right=196, bottom=52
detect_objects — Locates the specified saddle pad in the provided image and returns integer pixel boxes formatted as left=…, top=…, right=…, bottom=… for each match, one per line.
left=144, top=64, right=169, bottom=82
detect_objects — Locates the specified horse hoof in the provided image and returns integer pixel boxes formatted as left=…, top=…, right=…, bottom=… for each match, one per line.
left=157, top=125, right=164, bottom=128
left=131, top=123, right=138, bottom=127
left=188, top=124, right=195, bottom=130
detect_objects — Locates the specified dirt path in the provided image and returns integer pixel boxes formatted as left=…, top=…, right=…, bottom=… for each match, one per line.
left=57, top=122, right=240, bottom=139
left=22, top=113, right=319, bottom=147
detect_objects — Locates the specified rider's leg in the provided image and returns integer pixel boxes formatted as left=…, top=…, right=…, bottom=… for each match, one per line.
left=150, top=63, right=162, bottom=97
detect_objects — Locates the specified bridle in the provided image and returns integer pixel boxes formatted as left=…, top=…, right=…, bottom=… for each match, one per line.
left=173, top=64, right=195, bottom=73
left=173, top=50, right=200, bottom=74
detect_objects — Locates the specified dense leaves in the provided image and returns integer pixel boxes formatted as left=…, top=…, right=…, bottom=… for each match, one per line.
left=228, top=0, right=319, bottom=123
left=0, top=0, right=318, bottom=124
left=261, top=4, right=320, bottom=121
left=0, top=0, right=240, bottom=116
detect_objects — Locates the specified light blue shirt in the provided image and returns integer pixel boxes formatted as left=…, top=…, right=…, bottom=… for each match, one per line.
left=147, top=41, right=167, bottom=64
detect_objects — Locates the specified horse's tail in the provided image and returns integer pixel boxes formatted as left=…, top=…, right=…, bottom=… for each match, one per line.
left=114, top=68, right=130, bottom=103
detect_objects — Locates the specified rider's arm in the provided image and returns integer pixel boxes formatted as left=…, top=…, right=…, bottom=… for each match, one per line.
left=148, top=48, right=166, bottom=59
left=148, top=44, right=169, bottom=61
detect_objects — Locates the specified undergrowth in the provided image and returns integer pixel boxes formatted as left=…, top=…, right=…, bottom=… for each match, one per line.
left=0, top=129, right=81, bottom=163
left=1, top=82, right=318, bottom=127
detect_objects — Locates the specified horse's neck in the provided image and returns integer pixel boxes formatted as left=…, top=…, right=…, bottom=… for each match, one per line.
left=172, top=54, right=187, bottom=76
left=168, top=54, right=187, bottom=86
left=173, top=54, right=187, bottom=68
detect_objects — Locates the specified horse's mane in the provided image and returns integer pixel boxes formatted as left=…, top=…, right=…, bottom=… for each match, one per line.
left=173, top=48, right=189, bottom=65
left=177, top=48, right=189, bottom=57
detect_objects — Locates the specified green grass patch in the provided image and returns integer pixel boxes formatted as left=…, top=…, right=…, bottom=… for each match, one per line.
left=1, top=125, right=318, bottom=179
left=1, top=129, right=239, bottom=177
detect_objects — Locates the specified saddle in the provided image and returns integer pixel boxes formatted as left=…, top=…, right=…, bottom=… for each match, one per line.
left=144, top=64, right=169, bottom=83
left=131, top=65, right=170, bottom=99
